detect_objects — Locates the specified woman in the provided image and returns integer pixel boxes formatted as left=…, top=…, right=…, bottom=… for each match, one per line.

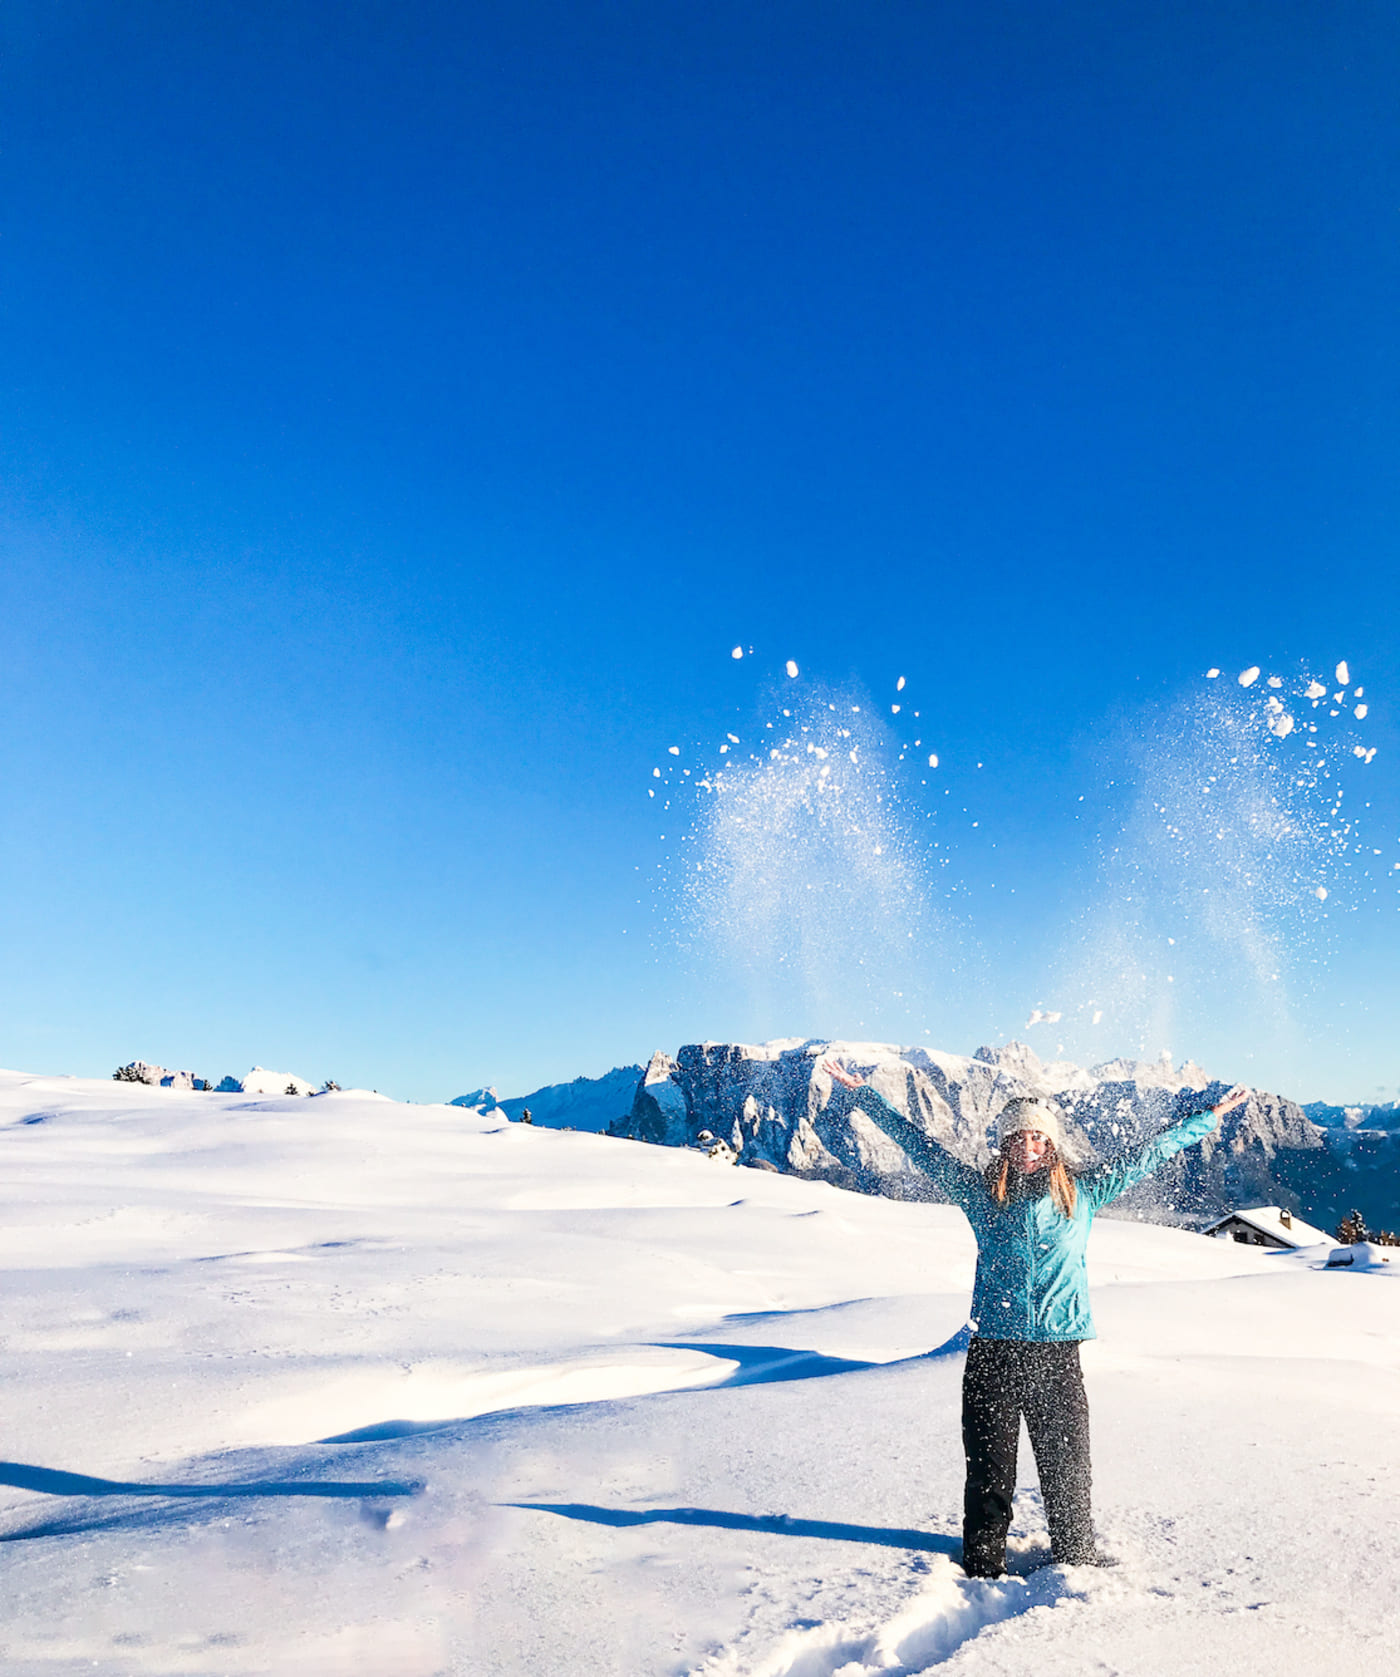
left=822, top=1057, right=1248, bottom=1577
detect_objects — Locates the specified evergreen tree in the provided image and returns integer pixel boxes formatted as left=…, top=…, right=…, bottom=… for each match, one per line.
left=1336, top=1210, right=1368, bottom=1244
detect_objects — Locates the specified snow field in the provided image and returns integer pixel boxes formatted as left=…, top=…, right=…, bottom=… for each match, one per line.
left=1, top=1069, right=1398, bottom=1674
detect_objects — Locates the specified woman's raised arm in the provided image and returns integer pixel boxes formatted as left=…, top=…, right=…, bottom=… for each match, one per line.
left=821, top=1057, right=981, bottom=1206
left=1079, top=1084, right=1250, bottom=1213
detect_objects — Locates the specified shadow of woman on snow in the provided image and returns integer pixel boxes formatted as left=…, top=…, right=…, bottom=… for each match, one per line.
left=507, top=1502, right=961, bottom=1555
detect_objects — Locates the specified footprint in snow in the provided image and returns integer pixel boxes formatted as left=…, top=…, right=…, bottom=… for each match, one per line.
left=699, top=1554, right=1087, bottom=1677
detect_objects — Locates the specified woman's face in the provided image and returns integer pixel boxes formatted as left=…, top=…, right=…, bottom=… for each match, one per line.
left=1004, top=1129, right=1052, bottom=1173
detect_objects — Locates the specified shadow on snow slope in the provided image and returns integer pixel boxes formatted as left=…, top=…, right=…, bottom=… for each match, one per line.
left=0, top=1460, right=422, bottom=1543
left=0, top=1317, right=973, bottom=1545
left=318, top=1322, right=974, bottom=1444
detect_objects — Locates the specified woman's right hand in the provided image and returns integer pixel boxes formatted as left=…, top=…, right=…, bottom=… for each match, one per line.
left=822, top=1056, right=865, bottom=1090
left=1211, top=1084, right=1250, bottom=1123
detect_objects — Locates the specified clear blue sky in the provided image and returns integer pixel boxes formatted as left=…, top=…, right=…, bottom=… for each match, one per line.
left=2, top=1, right=1396, bottom=1102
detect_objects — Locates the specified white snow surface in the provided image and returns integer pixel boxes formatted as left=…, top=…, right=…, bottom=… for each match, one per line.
left=236, top=1066, right=318, bottom=1097
left=2, top=1066, right=1399, bottom=1674
left=1325, top=1241, right=1396, bottom=1272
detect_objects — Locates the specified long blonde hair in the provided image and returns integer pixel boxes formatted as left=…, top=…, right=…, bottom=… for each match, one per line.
left=986, top=1146, right=1077, bottom=1218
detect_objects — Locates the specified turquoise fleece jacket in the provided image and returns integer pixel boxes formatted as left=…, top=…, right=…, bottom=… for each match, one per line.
left=851, top=1086, right=1219, bottom=1342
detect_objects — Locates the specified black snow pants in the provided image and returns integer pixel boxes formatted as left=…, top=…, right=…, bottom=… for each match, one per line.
left=961, top=1336, right=1093, bottom=1576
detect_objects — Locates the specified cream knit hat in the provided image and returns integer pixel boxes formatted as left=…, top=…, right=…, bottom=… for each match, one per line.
left=995, top=1095, right=1065, bottom=1152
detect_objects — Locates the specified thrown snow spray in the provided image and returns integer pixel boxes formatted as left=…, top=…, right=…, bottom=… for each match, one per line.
left=1047, top=660, right=1380, bottom=1076
left=656, top=684, right=953, bottom=1037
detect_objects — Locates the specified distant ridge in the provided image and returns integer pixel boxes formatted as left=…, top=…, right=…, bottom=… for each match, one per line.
left=451, top=1066, right=643, bottom=1134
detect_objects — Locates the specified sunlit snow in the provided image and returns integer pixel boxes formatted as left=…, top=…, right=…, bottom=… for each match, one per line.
left=3, top=1068, right=1397, bottom=1673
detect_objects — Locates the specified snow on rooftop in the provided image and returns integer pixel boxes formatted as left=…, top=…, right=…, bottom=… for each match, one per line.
left=1202, top=1205, right=1332, bottom=1249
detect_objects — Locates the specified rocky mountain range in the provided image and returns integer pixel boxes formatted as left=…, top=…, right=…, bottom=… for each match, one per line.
left=592, top=1038, right=1396, bottom=1235
left=1303, top=1098, right=1400, bottom=1132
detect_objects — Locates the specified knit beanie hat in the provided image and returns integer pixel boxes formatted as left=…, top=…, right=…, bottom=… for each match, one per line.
left=995, top=1095, right=1065, bottom=1152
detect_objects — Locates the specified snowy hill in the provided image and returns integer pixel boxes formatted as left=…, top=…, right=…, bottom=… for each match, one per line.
left=1, top=1063, right=1398, bottom=1673
left=115, top=1063, right=322, bottom=1096
left=229, top=1065, right=319, bottom=1096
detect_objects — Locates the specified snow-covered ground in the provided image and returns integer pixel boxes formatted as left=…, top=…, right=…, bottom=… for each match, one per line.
left=2, top=1069, right=1398, bottom=1675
